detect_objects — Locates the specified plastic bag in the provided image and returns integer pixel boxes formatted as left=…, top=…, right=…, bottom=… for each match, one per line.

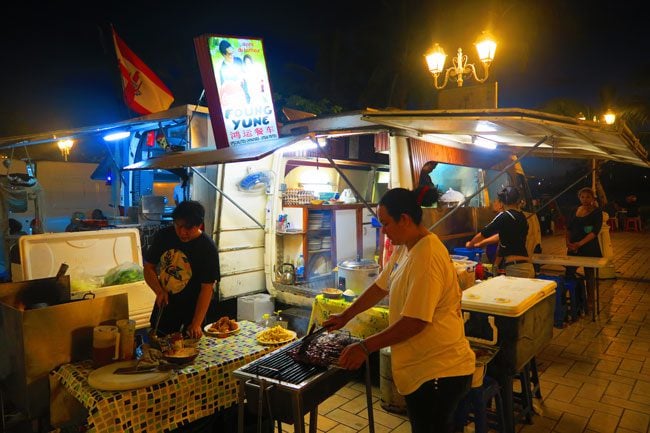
left=103, top=262, right=144, bottom=286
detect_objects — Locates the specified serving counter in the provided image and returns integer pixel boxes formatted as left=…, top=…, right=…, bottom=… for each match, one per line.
left=531, top=253, right=608, bottom=321
left=49, top=321, right=281, bottom=433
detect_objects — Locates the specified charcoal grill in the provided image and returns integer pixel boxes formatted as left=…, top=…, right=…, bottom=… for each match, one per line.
left=233, top=338, right=375, bottom=433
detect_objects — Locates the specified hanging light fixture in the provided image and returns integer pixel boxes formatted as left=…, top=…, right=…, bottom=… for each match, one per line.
left=57, top=139, right=74, bottom=161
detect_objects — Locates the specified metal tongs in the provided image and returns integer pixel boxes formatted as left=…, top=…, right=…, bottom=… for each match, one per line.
left=297, top=323, right=329, bottom=354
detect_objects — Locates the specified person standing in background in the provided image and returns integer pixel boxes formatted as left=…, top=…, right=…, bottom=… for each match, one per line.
left=466, top=186, right=535, bottom=278
left=144, top=201, right=220, bottom=339
left=565, top=187, right=603, bottom=315
left=324, top=188, right=475, bottom=433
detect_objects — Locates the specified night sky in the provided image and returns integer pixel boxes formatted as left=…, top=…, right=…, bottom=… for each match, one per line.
left=1, top=1, right=648, bottom=200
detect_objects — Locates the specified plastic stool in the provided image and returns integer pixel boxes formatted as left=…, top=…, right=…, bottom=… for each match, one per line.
left=563, top=280, right=578, bottom=322
left=529, top=358, right=542, bottom=399
left=453, top=376, right=505, bottom=433
left=625, top=216, right=642, bottom=232
left=607, top=217, right=618, bottom=231
left=537, top=275, right=567, bottom=327
left=513, top=364, right=534, bottom=424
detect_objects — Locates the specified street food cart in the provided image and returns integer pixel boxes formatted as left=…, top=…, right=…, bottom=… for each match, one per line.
left=0, top=275, right=127, bottom=426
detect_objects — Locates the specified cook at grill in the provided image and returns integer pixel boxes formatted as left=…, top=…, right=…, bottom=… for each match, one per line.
left=323, top=187, right=476, bottom=433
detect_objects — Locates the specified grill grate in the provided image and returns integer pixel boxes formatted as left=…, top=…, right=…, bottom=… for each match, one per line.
left=241, top=341, right=326, bottom=385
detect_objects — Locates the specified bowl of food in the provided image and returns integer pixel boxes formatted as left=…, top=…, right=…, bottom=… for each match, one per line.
left=322, top=288, right=343, bottom=299
left=310, top=199, right=324, bottom=205
left=342, top=289, right=356, bottom=302
left=163, top=347, right=199, bottom=365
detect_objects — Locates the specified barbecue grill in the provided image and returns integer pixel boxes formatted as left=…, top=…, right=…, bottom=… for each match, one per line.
left=233, top=338, right=375, bottom=433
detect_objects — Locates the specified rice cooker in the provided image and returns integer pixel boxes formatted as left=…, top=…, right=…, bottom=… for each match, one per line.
left=337, top=258, right=380, bottom=296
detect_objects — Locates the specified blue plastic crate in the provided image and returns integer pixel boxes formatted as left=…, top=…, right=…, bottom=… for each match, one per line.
left=453, top=247, right=484, bottom=263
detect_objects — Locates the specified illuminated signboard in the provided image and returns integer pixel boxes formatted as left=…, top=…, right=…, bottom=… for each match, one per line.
left=194, top=34, right=278, bottom=148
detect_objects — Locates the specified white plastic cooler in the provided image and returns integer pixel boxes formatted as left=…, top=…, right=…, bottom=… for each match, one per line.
left=18, top=228, right=155, bottom=329
left=462, top=275, right=557, bottom=374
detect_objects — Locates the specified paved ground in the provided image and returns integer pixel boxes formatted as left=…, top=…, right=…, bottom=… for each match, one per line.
left=301, top=229, right=650, bottom=433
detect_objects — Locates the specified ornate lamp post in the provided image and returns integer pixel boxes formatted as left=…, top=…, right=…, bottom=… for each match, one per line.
left=57, top=139, right=74, bottom=161
left=425, top=31, right=497, bottom=89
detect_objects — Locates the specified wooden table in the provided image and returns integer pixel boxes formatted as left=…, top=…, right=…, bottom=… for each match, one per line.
left=531, top=254, right=609, bottom=321
left=49, top=321, right=284, bottom=433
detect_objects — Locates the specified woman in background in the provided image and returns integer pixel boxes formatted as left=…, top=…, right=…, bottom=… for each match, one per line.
left=466, top=186, right=534, bottom=278
left=565, top=187, right=603, bottom=315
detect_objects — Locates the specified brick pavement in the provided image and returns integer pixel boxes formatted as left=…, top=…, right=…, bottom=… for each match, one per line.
left=302, top=230, right=650, bottom=433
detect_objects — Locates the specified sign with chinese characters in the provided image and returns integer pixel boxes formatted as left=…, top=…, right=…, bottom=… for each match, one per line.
left=195, top=34, right=278, bottom=148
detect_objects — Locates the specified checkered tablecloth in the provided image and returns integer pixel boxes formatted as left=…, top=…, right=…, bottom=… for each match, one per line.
left=50, top=321, right=281, bottom=433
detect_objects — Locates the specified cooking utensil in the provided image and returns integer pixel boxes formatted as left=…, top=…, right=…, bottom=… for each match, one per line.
left=56, top=263, right=69, bottom=278
left=114, top=364, right=159, bottom=375
left=148, top=304, right=167, bottom=350
left=297, top=325, right=328, bottom=355
left=279, top=263, right=295, bottom=285
left=152, top=304, right=164, bottom=337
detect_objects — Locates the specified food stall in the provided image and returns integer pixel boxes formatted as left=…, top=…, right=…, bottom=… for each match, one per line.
left=0, top=276, right=128, bottom=426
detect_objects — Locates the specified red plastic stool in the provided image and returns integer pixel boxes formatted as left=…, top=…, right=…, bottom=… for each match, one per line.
left=625, top=216, right=641, bottom=232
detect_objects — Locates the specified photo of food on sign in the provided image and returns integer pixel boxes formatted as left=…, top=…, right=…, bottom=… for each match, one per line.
left=207, top=35, right=278, bottom=147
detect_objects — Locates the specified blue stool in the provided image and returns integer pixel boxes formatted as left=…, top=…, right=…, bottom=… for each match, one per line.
left=563, top=279, right=578, bottom=321
left=453, top=376, right=505, bottom=433
left=513, top=358, right=542, bottom=425
left=537, top=274, right=566, bottom=327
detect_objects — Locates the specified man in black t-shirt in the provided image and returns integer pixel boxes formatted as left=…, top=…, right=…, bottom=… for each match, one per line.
left=144, top=201, right=220, bottom=338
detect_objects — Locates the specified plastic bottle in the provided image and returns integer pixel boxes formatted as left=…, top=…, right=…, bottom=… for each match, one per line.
left=296, top=254, right=305, bottom=281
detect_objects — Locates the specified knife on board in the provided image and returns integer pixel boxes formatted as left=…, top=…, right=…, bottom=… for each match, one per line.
left=113, top=365, right=160, bottom=375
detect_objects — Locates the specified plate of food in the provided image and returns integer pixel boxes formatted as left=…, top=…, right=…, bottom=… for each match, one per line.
left=204, top=316, right=240, bottom=338
left=256, top=325, right=297, bottom=345
left=322, top=288, right=343, bottom=299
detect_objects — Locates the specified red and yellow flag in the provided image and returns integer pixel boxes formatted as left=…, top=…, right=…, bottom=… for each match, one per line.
left=112, top=28, right=174, bottom=115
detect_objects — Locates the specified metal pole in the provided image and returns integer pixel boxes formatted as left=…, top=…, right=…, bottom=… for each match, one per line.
left=312, top=137, right=377, bottom=219
left=190, top=167, right=265, bottom=229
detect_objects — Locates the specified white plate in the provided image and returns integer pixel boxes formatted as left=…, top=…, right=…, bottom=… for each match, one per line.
left=204, top=321, right=240, bottom=338
left=256, top=329, right=297, bottom=345
left=88, top=360, right=172, bottom=391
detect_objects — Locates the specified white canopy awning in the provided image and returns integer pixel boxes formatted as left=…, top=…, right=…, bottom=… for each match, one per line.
left=360, top=108, right=649, bottom=167
left=123, top=134, right=311, bottom=170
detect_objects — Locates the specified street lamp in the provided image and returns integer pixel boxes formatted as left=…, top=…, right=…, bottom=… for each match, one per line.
left=603, top=109, right=616, bottom=125
left=57, top=139, right=74, bottom=161
left=425, top=31, right=497, bottom=89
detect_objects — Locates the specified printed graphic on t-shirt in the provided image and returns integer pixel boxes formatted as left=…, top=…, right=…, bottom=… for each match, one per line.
left=160, top=249, right=192, bottom=294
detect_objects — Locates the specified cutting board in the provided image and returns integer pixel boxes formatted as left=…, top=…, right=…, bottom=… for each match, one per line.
left=88, top=360, right=172, bottom=391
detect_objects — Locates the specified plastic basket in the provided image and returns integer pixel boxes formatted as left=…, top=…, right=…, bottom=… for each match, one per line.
left=453, top=247, right=484, bottom=263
